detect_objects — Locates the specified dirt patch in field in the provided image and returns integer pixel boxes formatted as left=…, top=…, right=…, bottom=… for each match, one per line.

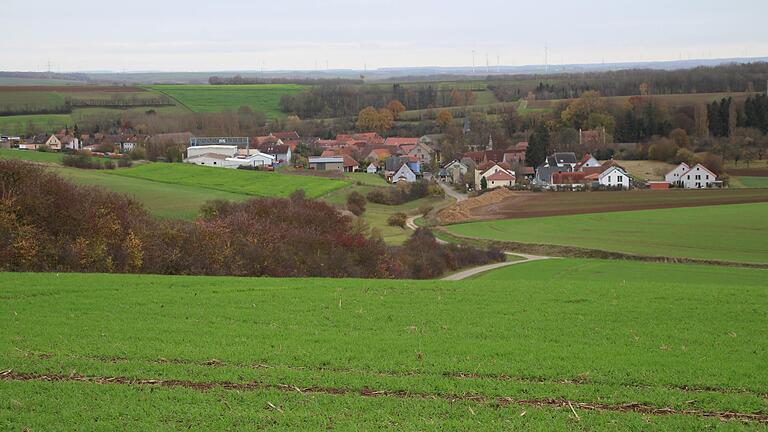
left=439, top=189, right=768, bottom=224
left=1, top=370, right=765, bottom=423
left=727, top=168, right=768, bottom=177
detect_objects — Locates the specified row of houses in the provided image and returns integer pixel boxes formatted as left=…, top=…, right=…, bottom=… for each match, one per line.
left=184, top=131, right=438, bottom=184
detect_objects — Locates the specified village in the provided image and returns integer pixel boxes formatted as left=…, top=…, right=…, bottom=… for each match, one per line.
left=1, top=125, right=723, bottom=192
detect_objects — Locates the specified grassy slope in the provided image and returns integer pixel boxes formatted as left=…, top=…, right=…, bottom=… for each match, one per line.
left=323, top=173, right=445, bottom=245
left=53, top=167, right=249, bottom=220
left=0, top=148, right=63, bottom=163
left=150, top=84, right=306, bottom=118
left=1, top=266, right=766, bottom=430
left=107, top=163, right=349, bottom=199
left=447, top=202, right=768, bottom=264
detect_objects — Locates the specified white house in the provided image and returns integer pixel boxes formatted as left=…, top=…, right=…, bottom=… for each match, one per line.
left=678, top=164, right=718, bottom=189
left=45, top=135, right=62, bottom=151
left=366, top=161, right=379, bottom=174
left=665, top=162, right=690, bottom=185
left=484, top=169, right=516, bottom=189
left=391, top=163, right=416, bottom=183
left=475, top=163, right=515, bottom=189
left=598, top=166, right=630, bottom=190
left=224, top=151, right=276, bottom=168
left=576, top=153, right=601, bottom=171
left=187, top=145, right=238, bottom=159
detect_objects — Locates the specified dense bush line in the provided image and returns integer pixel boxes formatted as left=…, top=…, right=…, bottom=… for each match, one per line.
left=367, top=180, right=442, bottom=205
left=0, top=161, right=501, bottom=279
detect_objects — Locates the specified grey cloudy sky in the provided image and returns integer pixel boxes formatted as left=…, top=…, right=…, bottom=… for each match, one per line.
left=2, top=0, right=767, bottom=72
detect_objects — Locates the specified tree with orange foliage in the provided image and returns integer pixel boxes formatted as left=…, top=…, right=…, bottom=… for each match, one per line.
left=356, top=106, right=393, bottom=132
left=436, top=109, right=453, bottom=129
left=385, top=100, right=406, bottom=119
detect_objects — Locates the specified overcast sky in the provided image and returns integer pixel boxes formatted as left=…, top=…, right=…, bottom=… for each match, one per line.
left=2, top=0, right=767, bottom=72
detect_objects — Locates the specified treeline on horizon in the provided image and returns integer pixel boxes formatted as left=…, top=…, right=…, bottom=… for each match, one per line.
left=488, top=62, right=768, bottom=101
left=277, top=62, right=768, bottom=119
left=0, top=160, right=503, bottom=279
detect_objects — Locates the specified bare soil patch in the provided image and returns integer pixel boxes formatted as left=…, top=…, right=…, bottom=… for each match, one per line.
left=439, top=189, right=768, bottom=224
left=2, top=370, right=765, bottom=423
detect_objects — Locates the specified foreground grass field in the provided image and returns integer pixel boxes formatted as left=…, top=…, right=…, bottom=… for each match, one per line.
left=446, top=202, right=768, bottom=264
left=108, top=163, right=349, bottom=199
left=1, top=261, right=766, bottom=430
left=150, top=84, right=306, bottom=118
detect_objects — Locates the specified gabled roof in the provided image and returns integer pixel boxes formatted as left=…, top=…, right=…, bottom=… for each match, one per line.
left=271, top=131, right=300, bottom=141
left=486, top=170, right=515, bottom=181
left=257, top=143, right=290, bottom=155
left=546, top=152, right=578, bottom=166
left=666, top=162, right=690, bottom=177
left=478, top=160, right=511, bottom=172
left=394, top=163, right=415, bottom=177
left=598, top=165, right=628, bottom=179
left=368, top=148, right=391, bottom=158
left=342, top=154, right=359, bottom=167
left=680, top=163, right=717, bottom=179
left=385, top=137, right=419, bottom=147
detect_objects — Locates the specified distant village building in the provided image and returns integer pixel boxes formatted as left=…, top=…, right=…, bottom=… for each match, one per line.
left=391, top=163, right=416, bottom=183
left=309, top=156, right=344, bottom=172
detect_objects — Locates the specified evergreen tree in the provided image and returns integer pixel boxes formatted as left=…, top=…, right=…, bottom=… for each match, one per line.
left=525, top=122, right=550, bottom=167
left=480, top=176, right=488, bottom=190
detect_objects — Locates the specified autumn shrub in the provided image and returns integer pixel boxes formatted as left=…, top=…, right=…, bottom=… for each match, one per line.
left=0, top=161, right=501, bottom=279
left=346, top=191, right=367, bottom=216
left=367, top=180, right=441, bottom=205
left=62, top=152, right=104, bottom=169
left=387, top=212, right=408, bottom=228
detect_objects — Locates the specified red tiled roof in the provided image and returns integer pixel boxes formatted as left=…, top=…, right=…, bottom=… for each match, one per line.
left=552, top=172, right=587, bottom=184
left=478, top=161, right=511, bottom=172
left=321, top=150, right=338, bottom=157
left=385, top=137, right=419, bottom=147
left=271, top=131, right=300, bottom=141
left=486, top=170, right=515, bottom=181
left=342, top=154, right=359, bottom=168
left=515, top=141, right=529, bottom=151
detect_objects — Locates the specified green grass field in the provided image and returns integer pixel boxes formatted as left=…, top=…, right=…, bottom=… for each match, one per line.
left=53, top=166, right=249, bottom=220
left=107, top=163, right=348, bottom=200
left=0, top=148, right=64, bottom=163
left=150, top=84, right=306, bottom=118
left=1, top=259, right=766, bottom=430
left=446, top=203, right=768, bottom=264
left=733, top=176, right=768, bottom=188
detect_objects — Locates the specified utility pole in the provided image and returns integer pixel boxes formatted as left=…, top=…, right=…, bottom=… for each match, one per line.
left=472, top=50, right=476, bottom=74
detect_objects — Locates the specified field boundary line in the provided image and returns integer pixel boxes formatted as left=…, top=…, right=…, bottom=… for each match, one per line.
left=2, top=371, right=766, bottom=423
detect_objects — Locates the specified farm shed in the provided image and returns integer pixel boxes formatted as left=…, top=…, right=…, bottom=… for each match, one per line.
left=309, top=156, right=344, bottom=172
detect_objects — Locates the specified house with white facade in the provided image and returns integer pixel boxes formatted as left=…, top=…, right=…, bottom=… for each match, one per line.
left=665, top=162, right=690, bottom=185
left=575, top=153, right=601, bottom=171
left=678, top=164, right=718, bottom=189
left=474, top=162, right=515, bottom=189
left=45, top=134, right=62, bottom=151
left=391, top=163, right=416, bottom=183
left=366, top=161, right=379, bottom=174
left=598, top=166, right=630, bottom=190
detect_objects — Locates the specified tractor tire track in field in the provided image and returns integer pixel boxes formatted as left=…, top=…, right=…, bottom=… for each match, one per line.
left=32, top=352, right=768, bottom=400
left=1, top=370, right=766, bottom=424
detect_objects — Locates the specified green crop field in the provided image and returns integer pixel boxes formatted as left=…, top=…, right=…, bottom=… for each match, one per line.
left=0, top=113, right=73, bottom=136
left=733, top=176, right=768, bottom=188
left=107, top=163, right=349, bottom=200
left=446, top=203, right=768, bottom=264
left=0, top=148, right=64, bottom=163
left=1, top=260, right=766, bottom=430
left=150, top=84, right=306, bottom=118
left=53, top=166, right=250, bottom=220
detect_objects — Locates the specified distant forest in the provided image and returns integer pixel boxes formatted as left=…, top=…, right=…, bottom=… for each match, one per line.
left=488, top=62, right=768, bottom=101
